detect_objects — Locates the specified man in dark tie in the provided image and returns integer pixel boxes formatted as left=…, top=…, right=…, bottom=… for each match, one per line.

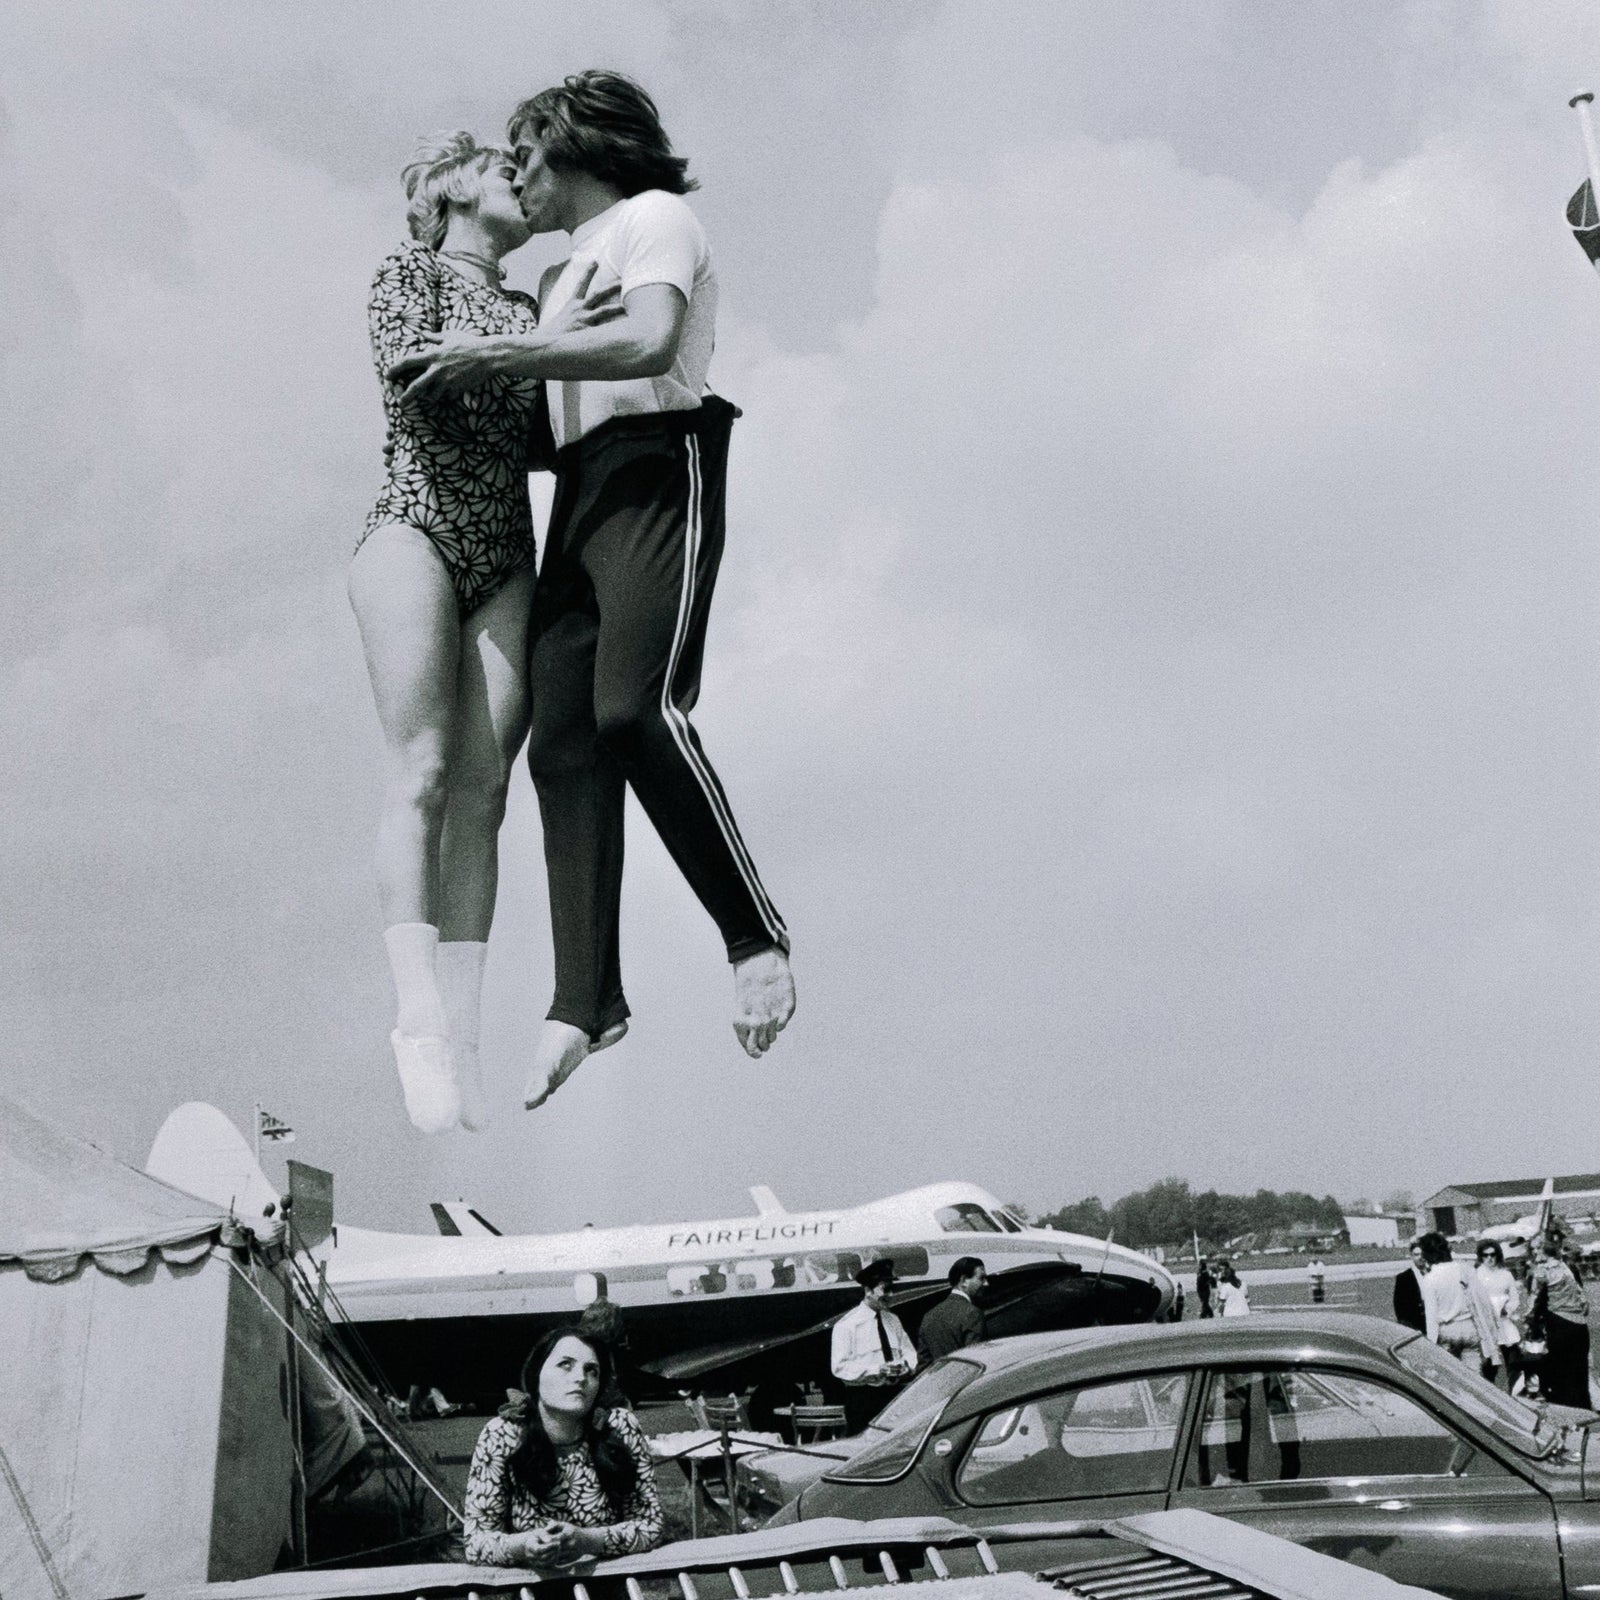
left=830, top=1259, right=917, bottom=1432
left=916, top=1257, right=988, bottom=1362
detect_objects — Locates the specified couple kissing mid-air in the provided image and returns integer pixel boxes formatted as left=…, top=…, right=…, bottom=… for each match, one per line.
left=349, top=70, right=796, bottom=1134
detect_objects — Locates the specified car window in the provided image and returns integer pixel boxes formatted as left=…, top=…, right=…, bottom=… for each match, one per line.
left=958, top=1374, right=1190, bottom=1504
left=1185, top=1368, right=1508, bottom=1486
left=825, top=1359, right=980, bottom=1484
left=1392, top=1335, right=1555, bottom=1456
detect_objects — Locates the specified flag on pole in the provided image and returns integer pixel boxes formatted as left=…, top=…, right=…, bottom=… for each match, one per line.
left=1569, top=94, right=1600, bottom=269
left=257, top=1108, right=295, bottom=1144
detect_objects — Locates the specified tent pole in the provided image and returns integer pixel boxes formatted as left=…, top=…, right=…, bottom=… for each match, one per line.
left=284, top=1271, right=309, bottom=1563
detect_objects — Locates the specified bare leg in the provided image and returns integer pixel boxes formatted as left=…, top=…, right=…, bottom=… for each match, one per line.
left=349, top=524, right=460, bottom=928
left=438, top=567, right=538, bottom=942
left=349, top=523, right=462, bottom=1132
left=733, top=948, right=797, bottom=1059
left=436, top=568, right=537, bottom=1129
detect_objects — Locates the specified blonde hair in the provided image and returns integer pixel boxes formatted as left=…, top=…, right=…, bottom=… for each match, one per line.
left=402, top=131, right=504, bottom=249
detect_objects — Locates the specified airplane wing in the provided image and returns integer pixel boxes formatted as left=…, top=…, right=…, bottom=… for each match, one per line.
left=641, top=1265, right=1073, bottom=1383
left=642, top=1280, right=953, bottom=1382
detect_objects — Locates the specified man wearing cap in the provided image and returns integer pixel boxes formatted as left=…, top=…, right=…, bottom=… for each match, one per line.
left=916, top=1257, right=987, bottom=1363
left=830, top=1259, right=917, bottom=1432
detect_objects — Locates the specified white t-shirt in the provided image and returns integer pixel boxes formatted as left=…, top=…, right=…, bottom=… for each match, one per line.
left=540, top=190, right=717, bottom=448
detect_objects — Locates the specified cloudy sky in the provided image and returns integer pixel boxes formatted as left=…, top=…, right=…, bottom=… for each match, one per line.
left=4, top=1, right=1600, bottom=1237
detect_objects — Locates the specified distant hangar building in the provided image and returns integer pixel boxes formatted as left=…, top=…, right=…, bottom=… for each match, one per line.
left=1343, top=1211, right=1416, bottom=1248
left=1423, top=1174, right=1600, bottom=1237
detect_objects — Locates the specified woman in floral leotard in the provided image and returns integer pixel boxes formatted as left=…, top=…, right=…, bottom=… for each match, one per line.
left=349, top=131, right=612, bottom=1136
left=464, top=1329, right=663, bottom=1566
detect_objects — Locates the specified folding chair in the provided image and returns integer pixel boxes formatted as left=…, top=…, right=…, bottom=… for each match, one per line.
left=788, top=1402, right=849, bottom=1444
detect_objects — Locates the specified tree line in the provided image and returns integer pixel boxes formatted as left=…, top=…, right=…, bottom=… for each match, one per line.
left=1029, top=1178, right=1345, bottom=1252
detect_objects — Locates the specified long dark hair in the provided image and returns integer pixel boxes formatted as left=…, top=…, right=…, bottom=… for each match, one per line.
left=507, top=1329, right=637, bottom=1508
left=1416, top=1231, right=1453, bottom=1268
left=507, top=71, right=696, bottom=197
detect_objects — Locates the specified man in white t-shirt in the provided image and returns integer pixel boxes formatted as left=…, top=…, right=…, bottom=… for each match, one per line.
left=391, top=73, right=795, bottom=1106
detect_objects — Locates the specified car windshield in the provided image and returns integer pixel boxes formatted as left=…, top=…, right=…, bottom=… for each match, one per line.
left=824, top=1359, right=981, bottom=1483
left=1392, top=1334, right=1559, bottom=1457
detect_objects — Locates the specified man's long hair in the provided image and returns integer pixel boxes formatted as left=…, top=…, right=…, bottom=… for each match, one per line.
left=508, top=71, right=696, bottom=197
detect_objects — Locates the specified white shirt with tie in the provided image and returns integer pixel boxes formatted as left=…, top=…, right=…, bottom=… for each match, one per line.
left=831, top=1299, right=918, bottom=1384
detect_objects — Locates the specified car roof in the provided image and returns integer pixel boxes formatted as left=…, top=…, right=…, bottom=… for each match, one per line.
left=935, top=1313, right=1414, bottom=1420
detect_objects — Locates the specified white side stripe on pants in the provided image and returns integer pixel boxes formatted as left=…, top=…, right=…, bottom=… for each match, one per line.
left=658, top=434, right=786, bottom=946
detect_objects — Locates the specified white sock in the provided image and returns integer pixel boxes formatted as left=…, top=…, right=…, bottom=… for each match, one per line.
left=438, top=942, right=488, bottom=1131
left=384, top=923, right=447, bottom=1037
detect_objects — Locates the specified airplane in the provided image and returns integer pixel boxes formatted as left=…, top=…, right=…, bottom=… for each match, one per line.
left=141, top=1104, right=1177, bottom=1422
left=1476, top=1178, right=1557, bottom=1250
left=314, top=1179, right=1179, bottom=1418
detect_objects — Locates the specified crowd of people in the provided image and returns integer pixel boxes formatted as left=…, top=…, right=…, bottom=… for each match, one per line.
left=1191, top=1230, right=1595, bottom=1410
left=1393, top=1227, right=1593, bottom=1406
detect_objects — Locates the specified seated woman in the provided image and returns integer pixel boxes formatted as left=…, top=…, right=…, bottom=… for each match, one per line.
left=464, top=1329, right=663, bottom=1566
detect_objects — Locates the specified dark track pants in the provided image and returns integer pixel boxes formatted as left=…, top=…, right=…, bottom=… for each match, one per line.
left=526, top=397, right=788, bottom=1036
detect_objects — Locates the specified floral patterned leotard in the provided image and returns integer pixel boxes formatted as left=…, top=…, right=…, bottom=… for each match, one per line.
left=359, top=240, right=544, bottom=617
left=463, top=1406, right=664, bottom=1566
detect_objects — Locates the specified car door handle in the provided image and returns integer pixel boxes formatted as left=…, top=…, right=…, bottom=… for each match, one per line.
left=1375, top=1499, right=1410, bottom=1512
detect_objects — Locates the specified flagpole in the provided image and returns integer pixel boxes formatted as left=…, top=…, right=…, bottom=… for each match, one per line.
left=1572, top=93, right=1600, bottom=192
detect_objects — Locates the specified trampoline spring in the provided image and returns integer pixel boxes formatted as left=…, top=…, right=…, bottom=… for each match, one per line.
left=628, top=1579, right=647, bottom=1600
left=975, top=1542, right=999, bottom=1576
left=779, top=1560, right=800, bottom=1594
left=728, top=1568, right=751, bottom=1599
left=925, top=1549, right=949, bottom=1580
left=828, top=1556, right=850, bottom=1590
left=679, top=1574, right=700, bottom=1600
left=520, top=1588, right=536, bottom=1600
left=573, top=1588, right=592, bottom=1600
left=879, top=1553, right=899, bottom=1585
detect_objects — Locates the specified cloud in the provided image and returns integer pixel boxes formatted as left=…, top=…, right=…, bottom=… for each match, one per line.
left=2, top=3, right=1598, bottom=1230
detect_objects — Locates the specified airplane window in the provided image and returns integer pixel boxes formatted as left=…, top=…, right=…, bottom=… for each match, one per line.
left=959, top=1374, right=1190, bottom=1504
left=666, top=1264, right=728, bottom=1297
left=1185, top=1369, right=1501, bottom=1486
left=802, top=1251, right=862, bottom=1283
left=937, top=1204, right=1003, bottom=1234
left=734, top=1259, right=773, bottom=1291
left=883, top=1246, right=931, bottom=1277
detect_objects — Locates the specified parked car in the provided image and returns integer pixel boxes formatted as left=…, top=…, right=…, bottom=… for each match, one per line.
left=767, top=1312, right=1600, bottom=1600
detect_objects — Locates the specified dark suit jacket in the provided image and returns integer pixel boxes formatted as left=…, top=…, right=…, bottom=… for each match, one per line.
left=917, top=1291, right=986, bottom=1361
left=1393, top=1266, right=1426, bottom=1332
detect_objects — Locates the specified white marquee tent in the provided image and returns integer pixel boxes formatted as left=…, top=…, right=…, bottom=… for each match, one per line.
left=0, top=1094, right=295, bottom=1600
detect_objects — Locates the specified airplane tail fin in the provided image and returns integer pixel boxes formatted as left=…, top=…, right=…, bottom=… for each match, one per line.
left=430, top=1201, right=502, bottom=1237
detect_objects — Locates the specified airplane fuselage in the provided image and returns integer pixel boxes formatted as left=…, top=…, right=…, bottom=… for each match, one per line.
left=316, top=1182, right=1176, bottom=1410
